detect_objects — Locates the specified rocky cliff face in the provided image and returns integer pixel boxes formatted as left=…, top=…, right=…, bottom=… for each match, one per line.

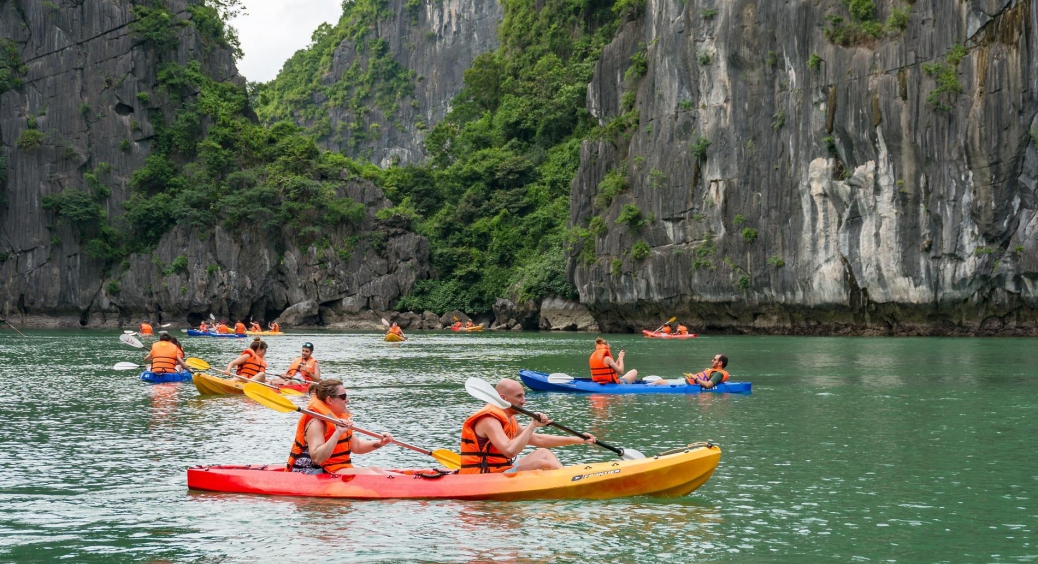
left=571, top=0, right=1038, bottom=335
left=0, top=0, right=430, bottom=327
left=285, top=0, right=503, bottom=167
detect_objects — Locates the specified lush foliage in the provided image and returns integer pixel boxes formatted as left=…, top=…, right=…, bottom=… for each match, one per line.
left=825, top=1, right=911, bottom=46
left=0, top=38, right=27, bottom=94
left=923, top=44, right=968, bottom=111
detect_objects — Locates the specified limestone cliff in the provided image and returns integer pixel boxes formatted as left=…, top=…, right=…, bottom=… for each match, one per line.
left=0, top=0, right=430, bottom=327
left=571, top=0, right=1038, bottom=335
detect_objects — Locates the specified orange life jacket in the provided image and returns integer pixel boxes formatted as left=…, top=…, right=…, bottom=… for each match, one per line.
left=589, top=343, right=618, bottom=383
left=662, top=326, right=672, bottom=334
left=271, top=323, right=280, bottom=332
left=218, top=324, right=232, bottom=334
left=234, top=322, right=246, bottom=334
left=140, top=323, right=153, bottom=335
left=453, top=321, right=461, bottom=328
left=287, top=397, right=352, bottom=472
left=149, top=341, right=179, bottom=373
left=389, top=326, right=403, bottom=336
left=287, top=356, right=318, bottom=381
left=459, top=404, right=519, bottom=474
left=685, top=368, right=730, bottom=385
left=199, top=322, right=208, bottom=332
left=250, top=322, right=261, bottom=332
left=676, top=325, right=688, bottom=334
left=235, top=349, right=267, bottom=377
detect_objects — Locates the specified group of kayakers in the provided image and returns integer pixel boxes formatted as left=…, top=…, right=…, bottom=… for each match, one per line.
left=224, top=338, right=321, bottom=385
left=196, top=320, right=280, bottom=334
left=590, top=336, right=730, bottom=388
left=658, top=322, right=690, bottom=335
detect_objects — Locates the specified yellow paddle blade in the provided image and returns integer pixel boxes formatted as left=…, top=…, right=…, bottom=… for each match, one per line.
left=667, top=316, right=677, bottom=323
left=431, top=449, right=461, bottom=470
left=243, top=382, right=299, bottom=413
left=277, top=386, right=306, bottom=397
left=185, top=357, right=210, bottom=370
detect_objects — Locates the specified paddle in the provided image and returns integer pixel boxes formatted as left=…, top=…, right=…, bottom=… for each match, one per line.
left=161, top=323, right=171, bottom=328
left=219, top=370, right=304, bottom=396
left=650, top=316, right=678, bottom=334
left=114, top=362, right=144, bottom=370
left=114, top=356, right=208, bottom=372
left=546, top=373, right=663, bottom=384
left=120, top=334, right=144, bottom=349
left=123, top=330, right=136, bottom=335
left=242, top=383, right=461, bottom=469
left=464, top=377, right=645, bottom=460
left=0, top=317, right=26, bottom=337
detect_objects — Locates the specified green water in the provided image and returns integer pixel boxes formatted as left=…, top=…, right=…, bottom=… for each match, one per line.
left=0, top=330, right=1034, bottom=562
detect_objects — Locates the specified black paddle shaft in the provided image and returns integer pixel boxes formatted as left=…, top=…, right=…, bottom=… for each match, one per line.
left=508, top=403, right=626, bottom=458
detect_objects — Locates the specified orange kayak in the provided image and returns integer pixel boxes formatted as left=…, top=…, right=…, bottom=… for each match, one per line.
left=642, top=330, right=697, bottom=339
left=186, top=443, right=720, bottom=501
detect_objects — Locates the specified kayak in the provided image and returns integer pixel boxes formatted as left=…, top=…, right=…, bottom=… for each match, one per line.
left=519, top=369, right=751, bottom=395
left=140, top=370, right=193, bottom=383
left=642, top=330, right=697, bottom=339
left=246, top=331, right=284, bottom=336
left=186, top=443, right=720, bottom=501
left=186, top=330, right=247, bottom=338
left=451, top=324, right=483, bottom=332
left=384, top=333, right=406, bottom=342
left=192, top=373, right=309, bottom=395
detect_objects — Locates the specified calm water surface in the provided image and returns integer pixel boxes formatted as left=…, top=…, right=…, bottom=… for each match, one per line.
left=0, top=330, right=1035, bottom=562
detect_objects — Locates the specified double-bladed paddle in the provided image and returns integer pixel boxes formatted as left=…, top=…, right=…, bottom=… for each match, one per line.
left=242, top=382, right=461, bottom=469
left=650, top=316, right=678, bottom=335
left=120, top=334, right=144, bottom=348
left=464, top=377, right=645, bottom=460
left=113, top=356, right=210, bottom=372
left=1, top=317, right=26, bottom=337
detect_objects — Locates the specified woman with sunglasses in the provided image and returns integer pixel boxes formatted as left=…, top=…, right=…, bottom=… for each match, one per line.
left=286, top=379, right=396, bottom=475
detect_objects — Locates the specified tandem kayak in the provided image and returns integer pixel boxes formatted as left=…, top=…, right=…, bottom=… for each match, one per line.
left=384, top=333, right=406, bottom=342
left=642, top=330, right=697, bottom=339
left=519, top=369, right=751, bottom=395
left=140, top=370, right=193, bottom=383
left=246, top=331, right=284, bottom=336
left=186, top=330, right=247, bottom=338
left=192, top=373, right=308, bottom=395
left=187, top=443, right=720, bottom=501
left=451, top=324, right=483, bottom=332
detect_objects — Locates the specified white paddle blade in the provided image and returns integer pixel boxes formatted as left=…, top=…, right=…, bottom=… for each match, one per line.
left=547, top=373, right=574, bottom=384
left=642, top=375, right=663, bottom=383
left=381, top=318, right=390, bottom=326
left=209, top=313, right=216, bottom=320
left=123, top=330, right=136, bottom=334
left=464, top=377, right=509, bottom=409
left=160, top=323, right=171, bottom=328
left=119, top=334, right=145, bottom=349
left=621, top=448, right=646, bottom=460
left=114, top=362, right=141, bottom=370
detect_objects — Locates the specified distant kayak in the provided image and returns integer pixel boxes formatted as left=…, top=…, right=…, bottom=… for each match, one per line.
left=384, top=333, right=406, bottom=342
left=451, top=324, right=483, bottom=332
left=140, top=370, right=193, bottom=383
left=192, top=373, right=308, bottom=395
left=186, top=330, right=247, bottom=338
left=246, top=331, right=284, bottom=336
left=519, top=369, right=751, bottom=395
left=642, top=330, right=697, bottom=339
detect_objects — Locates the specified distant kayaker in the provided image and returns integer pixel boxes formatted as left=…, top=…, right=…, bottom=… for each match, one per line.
left=459, top=379, right=595, bottom=474
left=143, top=333, right=189, bottom=374
left=465, top=320, right=474, bottom=328
left=249, top=321, right=262, bottom=332
left=139, top=322, right=154, bottom=336
left=226, top=337, right=269, bottom=382
left=676, top=324, right=689, bottom=335
left=198, top=321, right=208, bottom=332
left=287, top=379, right=397, bottom=476
left=272, top=342, right=321, bottom=385
left=452, top=320, right=462, bottom=330
left=387, top=322, right=405, bottom=340
left=234, top=321, right=246, bottom=335
left=589, top=337, right=639, bottom=384
left=269, top=321, right=280, bottom=333
left=661, top=325, right=672, bottom=334
left=652, top=353, right=730, bottom=387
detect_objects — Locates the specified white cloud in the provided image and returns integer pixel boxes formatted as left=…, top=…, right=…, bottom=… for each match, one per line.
left=231, top=0, right=343, bottom=83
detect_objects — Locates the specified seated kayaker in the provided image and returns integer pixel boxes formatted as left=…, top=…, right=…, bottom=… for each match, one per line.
left=661, top=325, right=672, bottom=334
left=271, top=342, right=320, bottom=385
left=651, top=353, right=730, bottom=387
left=140, top=322, right=154, bottom=335
left=143, top=333, right=189, bottom=373
left=287, top=379, right=396, bottom=476
left=387, top=322, right=405, bottom=339
left=198, top=321, right=208, bottom=332
left=169, top=334, right=186, bottom=360
left=589, top=337, right=638, bottom=384
left=234, top=321, right=246, bottom=335
left=249, top=321, right=262, bottom=332
left=452, top=321, right=462, bottom=330
left=676, top=324, right=689, bottom=335
left=269, top=321, right=280, bottom=332
left=460, top=379, right=595, bottom=474
left=465, top=320, right=474, bottom=328
left=226, top=337, right=269, bottom=382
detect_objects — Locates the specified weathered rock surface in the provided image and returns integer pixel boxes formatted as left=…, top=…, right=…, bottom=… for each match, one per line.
left=571, top=0, right=1038, bottom=335
left=539, top=297, right=598, bottom=331
left=0, top=0, right=431, bottom=327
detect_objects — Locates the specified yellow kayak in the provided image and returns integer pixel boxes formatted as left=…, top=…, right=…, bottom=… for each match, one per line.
left=384, top=333, right=406, bottom=342
left=246, top=331, right=284, bottom=336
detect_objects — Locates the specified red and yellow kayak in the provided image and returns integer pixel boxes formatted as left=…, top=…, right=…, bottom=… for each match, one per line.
left=451, top=324, right=483, bottom=332
left=384, top=332, right=406, bottom=342
left=642, top=330, right=697, bottom=339
left=192, top=373, right=309, bottom=395
left=246, top=331, right=284, bottom=336
left=186, top=443, right=720, bottom=501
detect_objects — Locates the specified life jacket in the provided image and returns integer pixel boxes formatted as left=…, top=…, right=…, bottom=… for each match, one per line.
left=149, top=341, right=179, bottom=373
left=199, top=322, right=208, bottom=332
left=271, top=323, right=280, bottom=332
left=287, top=356, right=318, bottom=381
left=465, top=321, right=474, bottom=327
left=676, top=325, right=688, bottom=334
left=685, top=368, right=730, bottom=386
left=459, top=404, right=519, bottom=474
left=250, top=322, right=261, bottom=332
left=589, top=343, right=618, bottom=383
left=218, top=324, right=232, bottom=334
left=661, top=326, right=672, bottom=334
left=234, top=322, right=246, bottom=334
left=389, top=326, right=403, bottom=336
left=140, top=323, right=153, bottom=335
left=235, top=348, right=267, bottom=377
left=287, top=397, right=352, bottom=472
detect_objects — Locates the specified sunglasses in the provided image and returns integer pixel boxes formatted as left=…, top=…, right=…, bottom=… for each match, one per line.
left=332, top=393, right=348, bottom=400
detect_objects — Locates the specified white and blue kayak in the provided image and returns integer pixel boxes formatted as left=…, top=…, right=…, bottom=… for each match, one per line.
left=519, top=369, right=752, bottom=395
left=140, top=370, right=193, bottom=383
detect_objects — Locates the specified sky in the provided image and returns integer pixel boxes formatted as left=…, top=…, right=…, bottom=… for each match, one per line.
left=230, top=0, right=344, bottom=83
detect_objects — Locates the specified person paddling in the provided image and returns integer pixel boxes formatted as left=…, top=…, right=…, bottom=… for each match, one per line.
left=387, top=322, right=405, bottom=340
left=143, top=333, right=189, bottom=374
left=249, top=321, right=262, bottom=332
left=589, top=337, right=639, bottom=384
left=676, top=323, right=689, bottom=335
left=271, top=342, right=321, bottom=385
left=198, top=320, right=208, bottom=332
left=286, top=379, right=397, bottom=476
left=234, top=320, right=246, bottom=335
left=459, top=379, right=595, bottom=474
left=225, top=337, right=269, bottom=382
left=651, top=353, right=731, bottom=387
left=269, top=321, right=280, bottom=333
left=139, top=322, right=154, bottom=336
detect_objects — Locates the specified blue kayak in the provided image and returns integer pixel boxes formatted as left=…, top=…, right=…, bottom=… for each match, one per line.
left=519, top=369, right=752, bottom=395
left=186, top=330, right=246, bottom=338
left=140, top=370, right=193, bottom=383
